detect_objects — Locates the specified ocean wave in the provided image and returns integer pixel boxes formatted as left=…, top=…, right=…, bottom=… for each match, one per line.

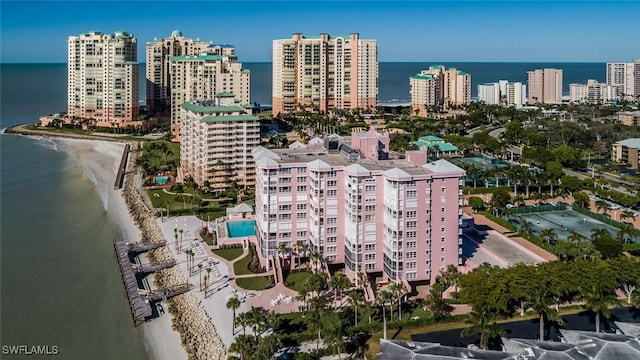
left=32, top=136, right=59, bottom=151
left=0, top=127, right=6, bottom=134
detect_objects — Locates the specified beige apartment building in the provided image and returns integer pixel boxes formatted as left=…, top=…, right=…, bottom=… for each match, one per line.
left=527, top=68, right=563, bottom=104
left=145, top=30, right=212, bottom=114
left=272, top=33, right=378, bottom=116
left=179, top=95, right=260, bottom=190
left=170, top=51, right=251, bottom=141
left=569, top=79, right=619, bottom=104
left=68, top=31, right=139, bottom=128
left=617, top=111, right=640, bottom=126
left=606, top=61, right=640, bottom=100
left=612, top=138, right=640, bottom=169
left=410, top=65, right=471, bottom=116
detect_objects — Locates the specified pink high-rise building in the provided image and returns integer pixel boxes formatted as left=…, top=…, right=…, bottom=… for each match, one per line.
left=252, top=128, right=465, bottom=287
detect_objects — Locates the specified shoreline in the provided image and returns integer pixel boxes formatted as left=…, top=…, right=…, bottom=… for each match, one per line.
left=54, top=137, right=188, bottom=360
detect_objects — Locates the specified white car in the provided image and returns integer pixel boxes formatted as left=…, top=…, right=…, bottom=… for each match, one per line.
left=506, top=204, right=515, bottom=209
left=609, top=204, right=621, bottom=210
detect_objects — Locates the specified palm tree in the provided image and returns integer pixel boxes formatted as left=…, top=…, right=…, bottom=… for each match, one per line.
left=591, top=228, right=611, bottom=243
left=526, top=291, right=563, bottom=340
left=620, top=210, right=635, bottom=224
left=179, top=229, right=184, bottom=252
left=228, top=334, right=254, bottom=360
left=595, top=201, right=606, bottom=215
left=388, top=282, right=407, bottom=321
left=227, top=295, right=242, bottom=335
left=330, top=272, right=352, bottom=308
left=198, top=263, right=203, bottom=290
left=617, top=224, right=636, bottom=244
left=540, top=228, right=558, bottom=246
left=347, top=291, right=364, bottom=327
left=325, top=319, right=346, bottom=360
left=310, top=251, right=323, bottom=273
left=376, top=290, right=393, bottom=339
left=460, top=311, right=506, bottom=350
left=308, top=295, right=330, bottom=353
left=236, top=312, right=249, bottom=335
left=580, top=284, right=620, bottom=333
left=174, top=228, right=179, bottom=251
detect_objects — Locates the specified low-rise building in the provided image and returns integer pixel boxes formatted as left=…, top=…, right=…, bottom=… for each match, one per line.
left=411, top=135, right=460, bottom=157
left=569, top=79, right=619, bottom=103
left=612, top=138, right=640, bottom=169
left=477, top=80, right=526, bottom=108
left=179, top=95, right=260, bottom=190
left=617, top=111, right=640, bottom=126
left=252, top=127, right=466, bottom=286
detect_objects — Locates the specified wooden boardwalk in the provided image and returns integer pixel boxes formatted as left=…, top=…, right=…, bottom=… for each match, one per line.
left=114, top=241, right=192, bottom=323
left=114, top=143, right=130, bottom=190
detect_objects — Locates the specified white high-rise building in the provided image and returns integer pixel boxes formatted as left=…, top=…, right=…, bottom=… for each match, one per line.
left=569, top=80, right=619, bottom=103
left=606, top=60, right=640, bottom=100
left=272, top=33, right=378, bottom=116
left=170, top=50, right=251, bottom=141
left=179, top=95, right=260, bottom=190
left=145, top=30, right=212, bottom=114
left=527, top=68, right=563, bottom=104
left=477, top=80, right=526, bottom=107
left=68, top=31, right=139, bottom=128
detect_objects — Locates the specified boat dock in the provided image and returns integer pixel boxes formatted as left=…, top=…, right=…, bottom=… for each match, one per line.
left=114, top=241, right=191, bottom=323
left=114, top=143, right=130, bottom=190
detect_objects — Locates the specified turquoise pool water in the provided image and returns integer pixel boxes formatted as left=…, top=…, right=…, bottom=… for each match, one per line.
left=226, top=220, right=256, bottom=238
left=155, top=176, right=169, bottom=184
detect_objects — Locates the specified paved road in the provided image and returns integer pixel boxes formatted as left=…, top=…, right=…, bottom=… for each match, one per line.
left=488, top=127, right=506, bottom=138
left=563, top=168, right=635, bottom=196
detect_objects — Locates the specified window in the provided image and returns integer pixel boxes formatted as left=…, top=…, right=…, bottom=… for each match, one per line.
left=441, top=207, right=445, bottom=212
left=327, top=217, right=337, bottom=224
left=441, top=186, right=446, bottom=192
left=365, top=205, right=376, bottom=212
left=441, top=217, right=445, bottom=222
left=365, top=214, right=375, bottom=221
left=365, top=253, right=376, bottom=260
left=366, top=263, right=376, bottom=270
left=441, top=236, right=445, bottom=242
left=327, top=246, right=337, bottom=253
left=365, top=244, right=375, bottom=251
left=441, top=227, right=445, bottom=232
left=279, top=232, right=292, bottom=238
left=279, top=177, right=291, bottom=183
left=328, top=171, right=337, bottom=177
left=280, top=168, right=292, bottom=174
left=406, top=221, right=417, bottom=228
left=406, top=251, right=417, bottom=258
left=297, top=203, right=307, bottom=210
left=407, top=190, right=417, bottom=197
left=278, top=204, right=292, bottom=211
left=327, top=227, right=337, bottom=233
left=279, top=214, right=292, bottom=220
left=327, top=180, right=337, bottom=187
left=296, top=231, right=307, bottom=237
left=297, top=167, right=307, bottom=173
left=441, top=247, right=445, bottom=252
left=327, top=255, right=337, bottom=262
left=327, top=236, right=337, bottom=243
left=327, top=189, right=337, bottom=196
left=406, top=210, right=417, bottom=218
left=406, top=231, right=417, bottom=238
left=406, top=261, right=417, bottom=269
left=279, top=186, right=291, bottom=192
left=297, top=176, right=307, bottom=182
left=406, top=272, right=417, bottom=279
left=365, top=185, right=376, bottom=192
left=297, top=212, right=306, bottom=219
left=297, top=185, right=307, bottom=192
left=406, top=241, right=417, bottom=248
left=441, top=257, right=445, bottom=263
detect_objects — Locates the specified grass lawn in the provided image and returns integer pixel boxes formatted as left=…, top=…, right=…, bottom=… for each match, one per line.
left=214, top=247, right=244, bottom=261
left=285, top=271, right=312, bottom=293
left=278, top=310, right=342, bottom=340
left=235, top=276, right=271, bottom=291
left=233, top=252, right=256, bottom=275
left=148, top=189, right=228, bottom=219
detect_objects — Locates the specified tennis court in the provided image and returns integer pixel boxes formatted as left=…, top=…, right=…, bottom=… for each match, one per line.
left=517, top=209, right=619, bottom=242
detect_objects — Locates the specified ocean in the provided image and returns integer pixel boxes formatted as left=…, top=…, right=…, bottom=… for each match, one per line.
left=0, top=62, right=604, bottom=357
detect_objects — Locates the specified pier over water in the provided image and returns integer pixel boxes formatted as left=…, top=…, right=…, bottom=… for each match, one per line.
left=114, top=241, right=192, bottom=323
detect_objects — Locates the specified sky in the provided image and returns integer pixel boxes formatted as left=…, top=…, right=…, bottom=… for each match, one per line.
left=1, top=1, right=639, bottom=63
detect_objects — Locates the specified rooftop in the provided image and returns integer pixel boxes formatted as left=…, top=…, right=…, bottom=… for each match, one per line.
left=614, top=138, right=640, bottom=149
left=170, top=54, right=222, bottom=61
left=181, top=101, right=245, bottom=113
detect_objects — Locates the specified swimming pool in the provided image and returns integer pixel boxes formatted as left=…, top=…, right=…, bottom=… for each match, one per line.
left=155, top=176, right=169, bottom=184
left=226, top=220, right=256, bottom=238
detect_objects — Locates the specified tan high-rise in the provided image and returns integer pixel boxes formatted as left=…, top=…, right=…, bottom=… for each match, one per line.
left=68, top=31, right=139, bottom=127
left=272, top=33, right=378, bottom=116
left=410, top=65, right=471, bottom=116
left=170, top=49, right=250, bottom=141
left=527, top=68, right=562, bottom=104
left=145, top=30, right=211, bottom=113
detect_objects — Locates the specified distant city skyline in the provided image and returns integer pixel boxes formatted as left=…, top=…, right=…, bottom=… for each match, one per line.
left=1, top=1, right=639, bottom=63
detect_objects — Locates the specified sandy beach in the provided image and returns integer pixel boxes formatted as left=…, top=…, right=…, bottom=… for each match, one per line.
left=59, top=138, right=188, bottom=360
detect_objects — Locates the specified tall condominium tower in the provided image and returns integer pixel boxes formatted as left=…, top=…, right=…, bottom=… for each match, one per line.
left=606, top=60, right=640, bottom=100
left=170, top=48, right=250, bottom=141
left=179, top=95, right=260, bottom=190
left=68, top=31, right=139, bottom=127
left=569, top=80, right=619, bottom=104
left=145, top=30, right=211, bottom=114
left=478, top=80, right=526, bottom=108
left=527, top=68, right=563, bottom=104
left=252, top=128, right=465, bottom=286
left=272, top=33, right=378, bottom=117
left=410, top=65, right=471, bottom=116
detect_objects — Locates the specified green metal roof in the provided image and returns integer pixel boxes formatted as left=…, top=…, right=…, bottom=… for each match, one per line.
left=419, top=135, right=444, bottom=142
left=412, top=74, right=433, bottom=80
left=181, top=102, right=245, bottom=113
left=201, top=114, right=259, bottom=123
left=411, top=136, right=459, bottom=152
left=170, top=54, right=222, bottom=61
left=215, top=91, right=235, bottom=98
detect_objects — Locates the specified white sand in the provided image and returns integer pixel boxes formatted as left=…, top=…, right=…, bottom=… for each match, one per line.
left=58, top=138, right=187, bottom=360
